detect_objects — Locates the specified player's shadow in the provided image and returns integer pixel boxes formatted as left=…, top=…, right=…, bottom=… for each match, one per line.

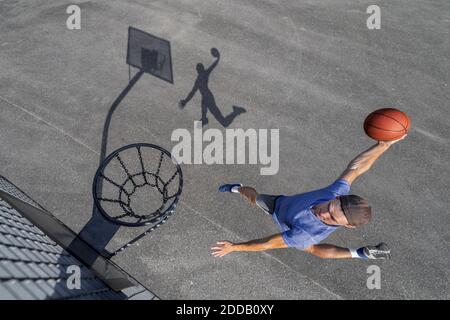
left=179, top=48, right=246, bottom=127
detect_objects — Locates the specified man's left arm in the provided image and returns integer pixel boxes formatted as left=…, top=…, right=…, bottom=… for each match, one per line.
left=211, top=234, right=288, bottom=257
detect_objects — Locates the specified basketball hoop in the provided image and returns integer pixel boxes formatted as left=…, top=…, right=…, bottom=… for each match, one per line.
left=92, top=143, right=183, bottom=255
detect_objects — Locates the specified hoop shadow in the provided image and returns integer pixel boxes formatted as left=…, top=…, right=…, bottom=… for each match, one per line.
left=179, top=48, right=246, bottom=127
left=72, top=28, right=175, bottom=264
left=75, top=70, right=144, bottom=260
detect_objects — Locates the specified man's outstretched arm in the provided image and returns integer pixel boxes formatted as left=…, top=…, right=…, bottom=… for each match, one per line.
left=212, top=237, right=391, bottom=259
left=339, top=135, right=406, bottom=185
left=211, top=234, right=288, bottom=257
left=304, top=243, right=391, bottom=260
left=206, top=54, right=220, bottom=74
left=303, top=244, right=351, bottom=259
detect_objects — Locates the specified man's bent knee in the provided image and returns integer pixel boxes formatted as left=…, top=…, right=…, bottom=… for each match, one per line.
left=238, top=186, right=257, bottom=204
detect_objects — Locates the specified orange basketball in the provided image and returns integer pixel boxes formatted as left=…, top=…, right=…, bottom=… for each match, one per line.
left=364, top=108, right=410, bottom=141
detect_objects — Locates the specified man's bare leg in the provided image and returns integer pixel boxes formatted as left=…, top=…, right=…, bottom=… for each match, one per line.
left=219, top=183, right=258, bottom=204
left=236, top=186, right=258, bottom=204
left=219, top=184, right=276, bottom=215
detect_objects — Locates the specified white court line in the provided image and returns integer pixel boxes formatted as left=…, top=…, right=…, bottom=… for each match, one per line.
left=413, top=127, right=447, bottom=144
left=0, top=94, right=99, bottom=155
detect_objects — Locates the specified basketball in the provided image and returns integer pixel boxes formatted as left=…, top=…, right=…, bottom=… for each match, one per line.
left=364, top=108, right=410, bottom=141
left=211, top=47, right=219, bottom=58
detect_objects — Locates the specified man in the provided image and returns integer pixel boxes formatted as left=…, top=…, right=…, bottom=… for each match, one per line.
left=212, top=136, right=406, bottom=260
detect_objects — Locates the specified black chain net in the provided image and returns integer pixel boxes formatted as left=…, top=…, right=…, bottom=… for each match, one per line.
left=94, top=145, right=181, bottom=226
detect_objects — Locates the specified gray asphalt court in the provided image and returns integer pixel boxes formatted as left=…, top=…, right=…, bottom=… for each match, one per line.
left=1, top=0, right=449, bottom=299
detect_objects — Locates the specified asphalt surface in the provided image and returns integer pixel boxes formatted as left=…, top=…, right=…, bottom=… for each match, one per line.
left=1, top=0, right=449, bottom=299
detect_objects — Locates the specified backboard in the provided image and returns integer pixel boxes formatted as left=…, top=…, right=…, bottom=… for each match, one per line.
left=126, top=27, right=174, bottom=84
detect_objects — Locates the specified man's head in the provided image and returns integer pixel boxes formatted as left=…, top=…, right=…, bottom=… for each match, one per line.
left=313, top=195, right=371, bottom=228
left=196, top=63, right=205, bottom=73
left=339, top=195, right=372, bottom=227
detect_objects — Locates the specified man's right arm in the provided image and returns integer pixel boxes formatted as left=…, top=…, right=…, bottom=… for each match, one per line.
left=339, top=135, right=406, bottom=185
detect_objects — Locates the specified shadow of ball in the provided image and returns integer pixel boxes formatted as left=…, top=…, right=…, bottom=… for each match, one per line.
left=211, top=48, right=219, bottom=58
